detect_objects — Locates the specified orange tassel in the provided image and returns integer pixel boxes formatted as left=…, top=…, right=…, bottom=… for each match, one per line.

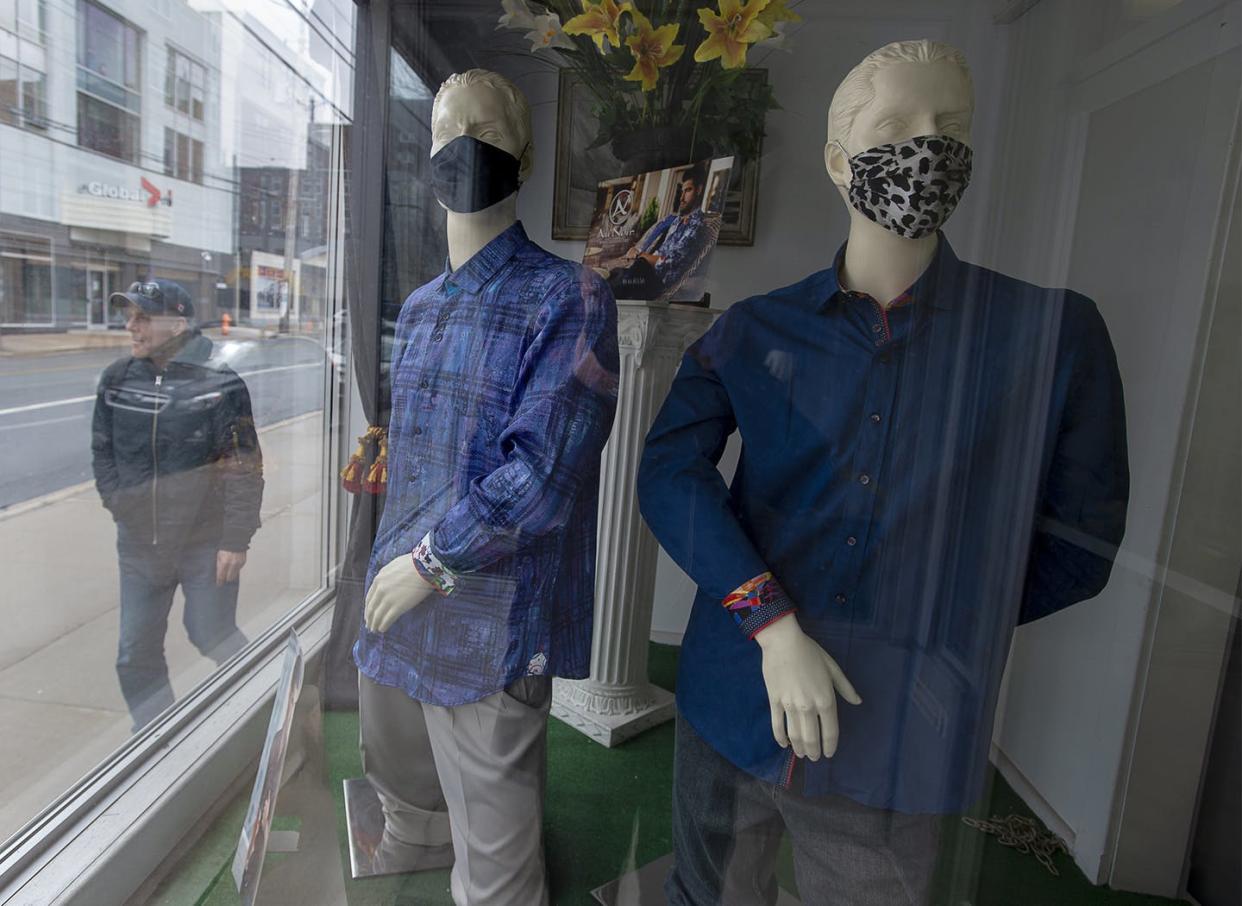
left=363, top=431, right=388, bottom=495
left=340, top=426, right=386, bottom=494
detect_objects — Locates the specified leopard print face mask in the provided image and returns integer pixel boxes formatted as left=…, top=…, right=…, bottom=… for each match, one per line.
left=838, top=134, right=973, bottom=239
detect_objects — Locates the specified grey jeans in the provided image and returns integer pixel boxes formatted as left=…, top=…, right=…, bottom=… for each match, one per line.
left=358, top=673, right=552, bottom=906
left=666, top=715, right=943, bottom=906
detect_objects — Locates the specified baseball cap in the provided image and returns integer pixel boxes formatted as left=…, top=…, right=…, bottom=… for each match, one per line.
left=110, top=278, right=195, bottom=319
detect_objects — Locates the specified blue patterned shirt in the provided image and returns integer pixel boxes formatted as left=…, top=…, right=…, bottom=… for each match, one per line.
left=638, top=232, right=1128, bottom=813
left=355, top=222, right=620, bottom=706
left=640, top=209, right=710, bottom=288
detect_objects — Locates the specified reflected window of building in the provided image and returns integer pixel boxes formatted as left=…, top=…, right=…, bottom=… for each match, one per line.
left=75, top=0, right=141, bottom=163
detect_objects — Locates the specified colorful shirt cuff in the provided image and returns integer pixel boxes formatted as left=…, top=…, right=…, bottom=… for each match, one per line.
left=722, top=571, right=797, bottom=639
left=412, top=531, right=459, bottom=596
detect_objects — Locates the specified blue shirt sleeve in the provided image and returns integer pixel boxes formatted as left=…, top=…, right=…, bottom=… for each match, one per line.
left=637, top=305, right=781, bottom=608
left=652, top=213, right=709, bottom=285
left=427, top=267, right=620, bottom=574
left=1019, top=296, right=1129, bottom=624
left=639, top=215, right=674, bottom=253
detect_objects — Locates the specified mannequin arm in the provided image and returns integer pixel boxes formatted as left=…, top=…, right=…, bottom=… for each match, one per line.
left=755, top=615, right=862, bottom=760
left=639, top=307, right=861, bottom=755
left=417, top=269, right=619, bottom=583
left=1019, top=298, right=1129, bottom=623
left=637, top=307, right=776, bottom=611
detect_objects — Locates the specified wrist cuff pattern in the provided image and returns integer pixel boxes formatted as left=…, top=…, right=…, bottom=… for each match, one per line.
left=412, top=531, right=458, bottom=596
left=722, top=571, right=796, bottom=639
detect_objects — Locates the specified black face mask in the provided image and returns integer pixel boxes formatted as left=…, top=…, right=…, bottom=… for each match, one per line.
left=430, top=135, right=523, bottom=213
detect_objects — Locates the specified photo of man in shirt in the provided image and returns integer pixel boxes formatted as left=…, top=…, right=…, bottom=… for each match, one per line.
left=605, top=162, right=715, bottom=301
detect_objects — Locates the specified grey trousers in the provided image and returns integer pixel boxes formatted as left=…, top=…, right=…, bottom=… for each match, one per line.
left=667, top=716, right=943, bottom=906
left=359, top=673, right=552, bottom=906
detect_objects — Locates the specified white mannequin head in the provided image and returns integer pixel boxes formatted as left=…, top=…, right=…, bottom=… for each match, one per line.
left=823, top=40, right=974, bottom=200
left=431, top=69, right=534, bottom=188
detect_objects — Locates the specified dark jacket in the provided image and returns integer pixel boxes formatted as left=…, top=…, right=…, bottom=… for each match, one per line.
left=91, top=332, right=264, bottom=551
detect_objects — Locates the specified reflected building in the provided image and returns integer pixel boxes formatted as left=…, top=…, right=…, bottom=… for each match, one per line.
left=0, top=0, right=342, bottom=332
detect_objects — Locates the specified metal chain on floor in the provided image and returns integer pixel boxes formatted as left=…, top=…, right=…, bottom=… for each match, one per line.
left=961, top=813, right=1069, bottom=876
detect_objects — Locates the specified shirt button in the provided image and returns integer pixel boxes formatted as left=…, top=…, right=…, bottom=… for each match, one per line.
left=835, top=593, right=847, bottom=605
left=871, top=324, right=882, bottom=333
left=858, top=473, right=871, bottom=486
left=869, top=413, right=881, bottom=423
left=846, top=536, right=857, bottom=546
left=879, top=353, right=891, bottom=364
left=420, top=378, right=429, bottom=389
left=413, top=426, right=423, bottom=435
left=432, top=331, right=444, bottom=342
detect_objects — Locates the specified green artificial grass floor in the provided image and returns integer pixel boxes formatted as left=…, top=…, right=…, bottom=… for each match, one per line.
left=148, top=643, right=1190, bottom=906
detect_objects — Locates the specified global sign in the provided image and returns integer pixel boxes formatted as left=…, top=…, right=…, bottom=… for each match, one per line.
left=79, top=177, right=173, bottom=208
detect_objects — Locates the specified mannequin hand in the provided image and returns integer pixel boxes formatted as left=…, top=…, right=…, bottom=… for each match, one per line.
left=754, top=615, right=862, bottom=760
left=364, top=555, right=438, bottom=633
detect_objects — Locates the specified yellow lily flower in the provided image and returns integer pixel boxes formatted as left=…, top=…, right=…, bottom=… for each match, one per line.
left=694, top=0, right=773, bottom=70
left=623, top=7, right=685, bottom=91
left=756, top=0, right=800, bottom=30
left=564, top=0, right=632, bottom=51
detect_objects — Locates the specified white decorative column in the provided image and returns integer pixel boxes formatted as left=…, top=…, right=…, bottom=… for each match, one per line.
left=553, top=300, right=717, bottom=747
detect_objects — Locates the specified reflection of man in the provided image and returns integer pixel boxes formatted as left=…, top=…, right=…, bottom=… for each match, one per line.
left=91, top=279, right=264, bottom=732
left=607, top=163, right=711, bottom=299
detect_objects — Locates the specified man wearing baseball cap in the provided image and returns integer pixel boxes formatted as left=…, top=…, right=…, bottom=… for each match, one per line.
left=92, top=278, right=265, bottom=731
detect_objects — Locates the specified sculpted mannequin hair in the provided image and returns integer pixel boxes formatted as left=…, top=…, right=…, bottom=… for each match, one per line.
left=826, top=39, right=974, bottom=148
left=433, top=68, right=533, bottom=175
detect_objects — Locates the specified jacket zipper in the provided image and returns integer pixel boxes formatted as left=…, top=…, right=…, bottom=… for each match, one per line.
left=151, top=373, right=162, bottom=546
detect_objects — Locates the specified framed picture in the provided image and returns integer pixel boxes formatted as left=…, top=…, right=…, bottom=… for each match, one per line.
left=552, top=67, right=764, bottom=246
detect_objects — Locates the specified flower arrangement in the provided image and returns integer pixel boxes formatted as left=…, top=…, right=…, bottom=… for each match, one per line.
left=498, top=0, right=801, bottom=164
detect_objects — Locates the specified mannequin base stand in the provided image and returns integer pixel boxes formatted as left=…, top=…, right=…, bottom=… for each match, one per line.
left=551, top=679, right=675, bottom=748
left=342, top=777, right=455, bottom=879
left=590, top=853, right=802, bottom=905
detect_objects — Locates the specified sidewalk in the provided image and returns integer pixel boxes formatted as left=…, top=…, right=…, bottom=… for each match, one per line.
left=0, top=330, right=131, bottom=357
left=0, top=411, right=330, bottom=842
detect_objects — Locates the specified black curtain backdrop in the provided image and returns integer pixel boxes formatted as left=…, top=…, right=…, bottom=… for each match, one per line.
left=320, top=0, right=393, bottom=709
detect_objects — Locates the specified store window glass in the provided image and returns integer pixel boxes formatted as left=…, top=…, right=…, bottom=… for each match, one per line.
left=0, top=0, right=354, bottom=854
left=1, top=0, right=1237, bottom=903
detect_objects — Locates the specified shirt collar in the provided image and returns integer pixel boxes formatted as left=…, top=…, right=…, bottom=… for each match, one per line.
left=442, top=220, right=529, bottom=294
left=817, top=230, right=961, bottom=312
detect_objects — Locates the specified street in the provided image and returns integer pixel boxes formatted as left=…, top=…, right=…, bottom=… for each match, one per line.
left=0, top=332, right=335, bottom=509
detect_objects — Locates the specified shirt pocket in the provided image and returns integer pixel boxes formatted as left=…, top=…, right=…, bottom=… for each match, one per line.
left=456, top=406, right=500, bottom=463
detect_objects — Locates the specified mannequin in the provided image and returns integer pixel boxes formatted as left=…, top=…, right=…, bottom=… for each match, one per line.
left=752, top=43, right=977, bottom=772
left=637, top=39, right=1128, bottom=906
left=354, top=70, right=619, bottom=906
left=362, top=72, right=533, bottom=631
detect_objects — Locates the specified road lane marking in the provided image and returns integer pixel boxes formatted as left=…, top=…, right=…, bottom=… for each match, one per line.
left=0, top=363, right=322, bottom=417
left=0, top=394, right=94, bottom=417
left=0, top=414, right=83, bottom=431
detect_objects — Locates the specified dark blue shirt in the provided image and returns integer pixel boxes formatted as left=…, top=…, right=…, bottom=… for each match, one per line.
left=355, top=222, right=619, bottom=706
left=637, top=232, right=1128, bottom=813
